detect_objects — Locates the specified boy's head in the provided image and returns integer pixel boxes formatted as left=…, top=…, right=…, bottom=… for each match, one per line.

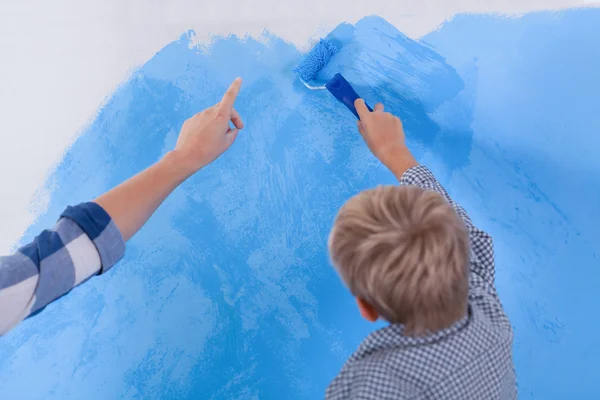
left=328, top=185, right=469, bottom=335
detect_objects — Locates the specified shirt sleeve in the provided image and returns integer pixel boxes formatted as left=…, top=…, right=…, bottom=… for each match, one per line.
left=399, top=165, right=496, bottom=291
left=0, top=202, right=125, bottom=335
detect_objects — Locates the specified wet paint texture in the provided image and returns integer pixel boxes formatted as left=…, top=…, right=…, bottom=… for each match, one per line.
left=1, top=10, right=598, bottom=399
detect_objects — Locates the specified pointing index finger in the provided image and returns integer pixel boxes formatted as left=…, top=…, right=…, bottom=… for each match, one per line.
left=354, top=98, right=370, bottom=120
left=218, top=77, right=242, bottom=116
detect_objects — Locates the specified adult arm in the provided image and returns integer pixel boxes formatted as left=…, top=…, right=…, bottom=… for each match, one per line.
left=354, top=99, right=496, bottom=288
left=0, top=78, right=244, bottom=335
left=95, top=77, right=244, bottom=240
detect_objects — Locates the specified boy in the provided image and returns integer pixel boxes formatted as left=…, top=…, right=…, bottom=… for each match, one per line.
left=326, top=100, right=516, bottom=399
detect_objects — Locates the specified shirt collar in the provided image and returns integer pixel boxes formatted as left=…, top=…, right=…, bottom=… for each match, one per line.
left=351, top=306, right=472, bottom=361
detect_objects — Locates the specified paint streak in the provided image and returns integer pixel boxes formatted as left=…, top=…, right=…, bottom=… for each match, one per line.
left=423, top=10, right=600, bottom=399
left=0, top=10, right=598, bottom=400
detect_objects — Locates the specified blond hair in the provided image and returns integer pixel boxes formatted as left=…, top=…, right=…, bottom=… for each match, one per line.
left=328, top=185, right=469, bottom=335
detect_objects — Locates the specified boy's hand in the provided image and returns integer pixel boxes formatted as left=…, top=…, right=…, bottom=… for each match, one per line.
left=173, top=77, right=244, bottom=176
left=354, top=99, right=418, bottom=178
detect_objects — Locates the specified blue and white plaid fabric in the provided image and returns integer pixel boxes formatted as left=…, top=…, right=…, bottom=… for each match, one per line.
left=326, top=166, right=517, bottom=400
left=0, top=202, right=125, bottom=335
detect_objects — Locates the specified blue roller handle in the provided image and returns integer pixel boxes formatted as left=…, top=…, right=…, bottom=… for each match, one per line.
left=325, top=73, right=372, bottom=119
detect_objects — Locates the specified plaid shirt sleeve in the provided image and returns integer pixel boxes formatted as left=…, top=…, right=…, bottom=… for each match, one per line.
left=399, top=165, right=496, bottom=290
left=0, top=202, right=125, bottom=335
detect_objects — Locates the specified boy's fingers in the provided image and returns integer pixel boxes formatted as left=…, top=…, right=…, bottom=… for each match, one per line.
left=374, top=103, right=384, bottom=112
left=357, top=120, right=365, bottom=135
left=354, top=98, right=370, bottom=120
left=218, top=77, right=242, bottom=117
left=231, top=108, right=244, bottom=129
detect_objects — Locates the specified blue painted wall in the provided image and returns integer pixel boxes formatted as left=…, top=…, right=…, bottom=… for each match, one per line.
left=1, top=10, right=598, bottom=399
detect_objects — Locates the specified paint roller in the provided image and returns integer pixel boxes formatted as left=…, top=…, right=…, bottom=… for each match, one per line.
left=293, top=39, right=372, bottom=119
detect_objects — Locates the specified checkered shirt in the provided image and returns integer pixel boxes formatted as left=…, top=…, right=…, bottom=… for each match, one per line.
left=0, top=202, right=125, bottom=335
left=326, top=165, right=517, bottom=400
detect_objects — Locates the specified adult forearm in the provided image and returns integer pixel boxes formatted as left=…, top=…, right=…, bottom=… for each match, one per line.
left=94, top=150, right=193, bottom=241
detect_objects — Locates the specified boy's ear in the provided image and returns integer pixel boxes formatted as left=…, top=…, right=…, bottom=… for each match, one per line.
left=356, top=298, right=379, bottom=322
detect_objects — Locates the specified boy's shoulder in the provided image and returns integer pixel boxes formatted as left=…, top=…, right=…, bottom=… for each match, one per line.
left=326, top=298, right=516, bottom=400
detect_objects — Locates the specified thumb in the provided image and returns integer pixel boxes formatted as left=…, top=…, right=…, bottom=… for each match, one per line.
left=226, top=128, right=239, bottom=146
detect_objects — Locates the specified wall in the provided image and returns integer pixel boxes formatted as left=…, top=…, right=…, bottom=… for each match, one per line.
left=1, top=2, right=599, bottom=399
left=0, top=0, right=589, bottom=254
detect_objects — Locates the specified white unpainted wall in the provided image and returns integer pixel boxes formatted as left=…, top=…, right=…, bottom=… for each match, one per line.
left=0, top=0, right=593, bottom=253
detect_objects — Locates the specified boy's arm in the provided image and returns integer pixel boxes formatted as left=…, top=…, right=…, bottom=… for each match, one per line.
left=394, top=162, right=496, bottom=288
left=354, top=99, right=496, bottom=289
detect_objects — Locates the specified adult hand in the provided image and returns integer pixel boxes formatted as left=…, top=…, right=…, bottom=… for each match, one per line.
left=173, top=77, right=244, bottom=176
left=354, top=99, right=417, bottom=178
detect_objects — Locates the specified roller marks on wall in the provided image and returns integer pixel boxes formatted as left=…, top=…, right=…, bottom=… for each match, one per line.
left=423, top=10, right=600, bottom=398
left=1, top=10, right=598, bottom=400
